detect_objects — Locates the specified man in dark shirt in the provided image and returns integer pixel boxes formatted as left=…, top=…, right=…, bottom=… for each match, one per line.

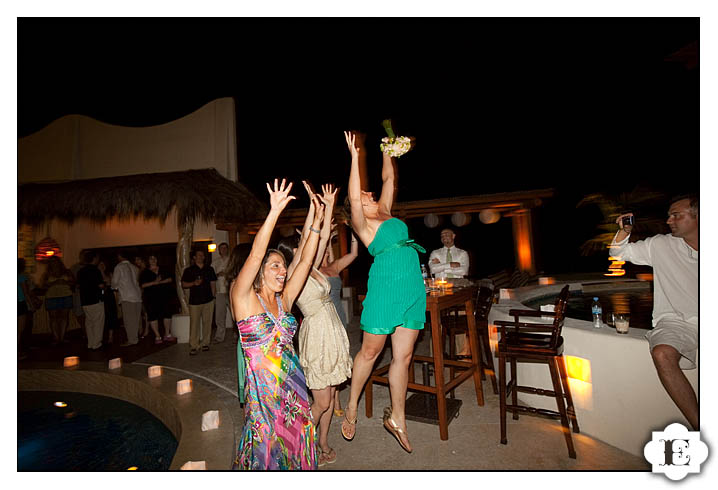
left=76, top=251, right=105, bottom=350
left=181, top=250, right=217, bottom=355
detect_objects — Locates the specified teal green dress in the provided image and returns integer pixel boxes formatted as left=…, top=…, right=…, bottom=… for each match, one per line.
left=361, top=218, right=426, bottom=335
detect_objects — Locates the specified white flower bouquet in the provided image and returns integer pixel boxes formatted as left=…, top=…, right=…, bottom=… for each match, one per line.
left=379, top=119, right=414, bottom=157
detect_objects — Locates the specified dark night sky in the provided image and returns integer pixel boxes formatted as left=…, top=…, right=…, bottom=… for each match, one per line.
left=17, top=17, right=700, bottom=274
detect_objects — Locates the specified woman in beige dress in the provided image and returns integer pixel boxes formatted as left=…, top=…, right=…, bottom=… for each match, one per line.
left=278, top=183, right=352, bottom=466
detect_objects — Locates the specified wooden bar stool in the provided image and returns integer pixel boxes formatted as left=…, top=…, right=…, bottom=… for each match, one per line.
left=441, top=280, right=498, bottom=396
left=494, top=285, right=580, bottom=459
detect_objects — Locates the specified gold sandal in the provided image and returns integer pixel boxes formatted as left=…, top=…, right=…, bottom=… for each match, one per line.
left=333, top=408, right=345, bottom=417
left=318, top=447, right=337, bottom=467
left=341, top=409, right=357, bottom=441
left=382, top=407, right=412, bottom=453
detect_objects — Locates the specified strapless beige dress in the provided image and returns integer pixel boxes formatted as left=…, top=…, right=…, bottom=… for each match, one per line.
left=296, top=268, right=352, bottom=390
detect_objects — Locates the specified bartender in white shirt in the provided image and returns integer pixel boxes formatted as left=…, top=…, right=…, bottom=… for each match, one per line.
left=428, top=228, right=470, bottom=278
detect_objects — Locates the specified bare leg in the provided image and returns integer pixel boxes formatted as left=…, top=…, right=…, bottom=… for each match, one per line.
left=387, top=326, right=420, bottom=452
left=58, top=309, right=69, bottom=343
left=48, top=310, right=61, bottom=343
left=652, top=344, right=699, bottom=430
left=148, top=320, right=161, bottom=340
left=312, top=386, right=336, bottom=453
left=334, top=387, right=344, bottom=415
left=162, top=317, right=173, bottom=338
left=343, top=332, right=387, bottom=436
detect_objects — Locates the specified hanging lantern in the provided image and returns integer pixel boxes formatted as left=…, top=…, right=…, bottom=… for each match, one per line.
left=479, top=209, right=501, bottom=224
left=35, top=237, right=62, bottom=262
left=423, top=213, right=440, bottom=228
left=451, top=212, right=472, bottom=227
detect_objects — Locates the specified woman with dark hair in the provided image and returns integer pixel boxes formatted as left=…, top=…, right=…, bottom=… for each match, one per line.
left=41, top=256, right=75, bottom=345
left=277, top=183, right=352, bottom=467
left=319, top=228, right=359, bottom=417
left=224, top=244, right=250, bottom=403
left=230, top=178, right=324, bottom=470
left=339, top=131, right=425, bottom=453
left=139, top=255, right=175, bottom=344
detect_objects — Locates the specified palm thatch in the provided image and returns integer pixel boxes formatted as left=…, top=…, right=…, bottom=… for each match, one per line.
left=17, top=168, right=268, bottom=227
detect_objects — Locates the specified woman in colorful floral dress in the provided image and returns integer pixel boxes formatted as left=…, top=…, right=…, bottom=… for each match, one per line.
left=230, top=178, right=324, bottom=470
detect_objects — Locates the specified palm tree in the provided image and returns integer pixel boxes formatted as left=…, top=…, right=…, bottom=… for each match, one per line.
left=576, top=186, right=667, bottom=256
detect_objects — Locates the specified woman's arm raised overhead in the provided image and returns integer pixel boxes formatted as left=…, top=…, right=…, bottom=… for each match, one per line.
left=233, top=179, right=295, bottom=303
left=377, top=150, right=397, bottom=216
left=344, top=131, right=372, bottom=245
left=283, top=192, right=325, bottom=309
left=286, top=180, right=316, bottom=278
left=313, top=183, right=338, bottom=269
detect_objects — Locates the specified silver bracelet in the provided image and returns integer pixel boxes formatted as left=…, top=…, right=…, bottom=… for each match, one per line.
left=310, top=226, right=320, bottom=234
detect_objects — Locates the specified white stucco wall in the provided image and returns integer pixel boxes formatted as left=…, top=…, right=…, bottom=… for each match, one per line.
left=489, top=284, right=699, bottom=457
left=18, top=97, right=238, bottom=276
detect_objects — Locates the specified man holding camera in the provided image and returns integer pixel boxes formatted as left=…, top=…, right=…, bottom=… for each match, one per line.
left=610, top=195, right=698, bottom=430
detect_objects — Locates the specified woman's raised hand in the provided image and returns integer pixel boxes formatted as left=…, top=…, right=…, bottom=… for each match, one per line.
left=310, top=192, right=325, bottom=224
left=344, top=131, right=360, bottom=160
left=319, top=183, right=338, bottom=208
left=266, top=178, right=295, bottom=212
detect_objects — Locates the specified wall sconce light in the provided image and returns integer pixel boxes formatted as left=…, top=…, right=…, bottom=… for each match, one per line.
left=63, top=356, right=79, bottom=368
left=207, top=242, right=217, bottom=253
left=177, top=379, right=193, bottom=395
left=108, top=358, right=122, bottom=370
left=148, top=365, right=163, bottom=378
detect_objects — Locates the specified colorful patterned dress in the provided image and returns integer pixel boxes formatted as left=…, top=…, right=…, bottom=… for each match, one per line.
left=232, top=293, right=317, bottom=470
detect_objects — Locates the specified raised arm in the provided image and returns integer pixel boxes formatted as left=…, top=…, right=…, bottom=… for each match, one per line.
left=233, top=179, right=296, bottom=305
left=326, top=231, right=359, bottom=275
left=283, top=193, right=324, bottom=309
left=313, top=183, right=338, bottom=269
left=377, top=151, right=397, bottom=215
left=345, top=131, right=372, bottom=244
left=287, top=181, right=317, bottom=278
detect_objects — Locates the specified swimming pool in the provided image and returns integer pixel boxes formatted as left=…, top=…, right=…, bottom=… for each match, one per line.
left=18, top=391, right=178, bottom=471
left=523, top=287, right=654, bottom=330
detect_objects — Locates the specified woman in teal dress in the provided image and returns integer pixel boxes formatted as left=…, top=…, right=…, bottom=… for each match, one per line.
left=230, top=178, right=325, bottom=470
left=340, top=131, right=426, bottom=453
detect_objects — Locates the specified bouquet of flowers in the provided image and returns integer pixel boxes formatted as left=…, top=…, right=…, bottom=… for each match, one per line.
left=379, top=119, right=414, bottom=157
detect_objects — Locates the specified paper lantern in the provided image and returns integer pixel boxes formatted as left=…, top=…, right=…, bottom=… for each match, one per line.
left=177, top=379, right=193, bottom=395
left=63, top=356, right=79, bottom=368
left=201, top=410, right=220, bottom=431
left=180, top=461, right=206, bottom=470
left=423, top=213, right=440, bottom=228
left=479, top=209, right=500, bottom=224
left=108, top=358, right=122, bottom=370
left=148, top=365, right=163, bottom=378
left=451, top=212, right=471, bottom=227
left=35, top=237, right=62, bottom=262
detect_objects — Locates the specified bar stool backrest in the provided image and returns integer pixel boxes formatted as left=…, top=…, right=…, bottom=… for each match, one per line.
left=549, top=285, right=570, bottom=348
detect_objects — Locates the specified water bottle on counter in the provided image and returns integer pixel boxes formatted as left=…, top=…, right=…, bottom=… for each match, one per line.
left=591, top=297, right=603, bottom=328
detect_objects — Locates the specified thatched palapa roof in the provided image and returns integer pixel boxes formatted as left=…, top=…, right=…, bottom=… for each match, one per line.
left=18, top=168, right=268, bottom=227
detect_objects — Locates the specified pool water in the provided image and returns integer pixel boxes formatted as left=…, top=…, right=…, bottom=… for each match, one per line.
left=523, top=289, right=654, bottom=330
left=18, top=391, right=178, bottom=471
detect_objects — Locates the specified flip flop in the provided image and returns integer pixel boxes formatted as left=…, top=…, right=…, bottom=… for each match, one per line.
left=333, top=408, right=345, bottom=417
left=341, top=410, right=357, bottom=441
left=318, top=447, right=337, bottom=467
left=382, top=407, right=412, bottom=453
